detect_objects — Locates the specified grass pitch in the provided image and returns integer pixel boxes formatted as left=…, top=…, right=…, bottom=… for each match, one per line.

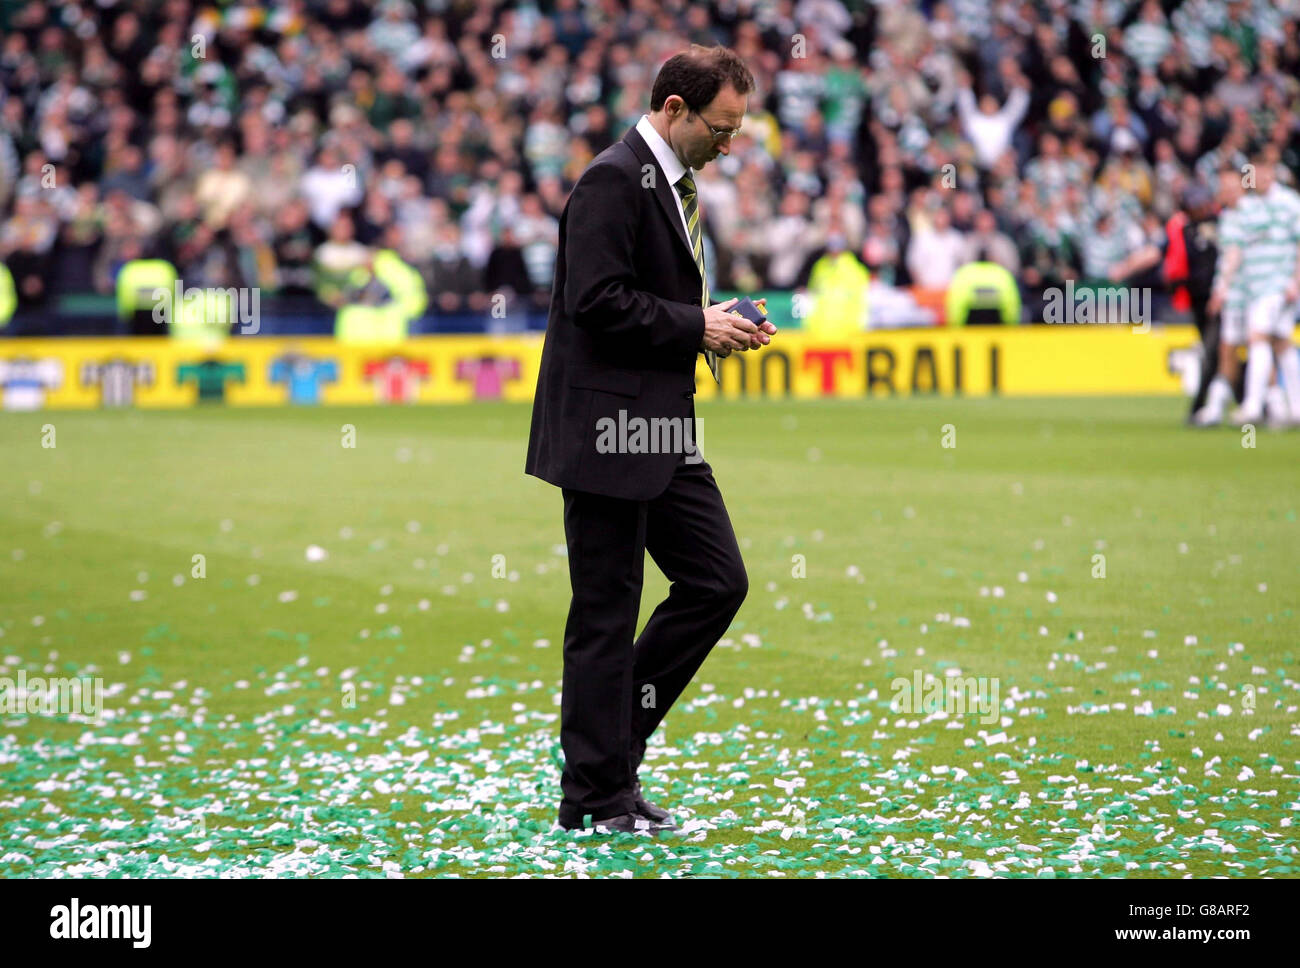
left=1, top=396, right=1297, bottom=877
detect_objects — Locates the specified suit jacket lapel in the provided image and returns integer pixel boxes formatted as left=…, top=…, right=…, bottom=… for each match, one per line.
left=622, top=126, right=698, bottom=270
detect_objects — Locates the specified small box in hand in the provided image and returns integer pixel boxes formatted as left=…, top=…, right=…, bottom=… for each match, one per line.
left=727, top=297, right=770, bottom=327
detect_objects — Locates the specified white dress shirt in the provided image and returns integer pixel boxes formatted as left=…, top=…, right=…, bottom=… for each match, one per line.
left=635, top=113, right=698, bottom=264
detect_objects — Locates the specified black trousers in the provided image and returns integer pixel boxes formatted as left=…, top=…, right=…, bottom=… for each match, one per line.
left=1187, top=294, right=1246, bottom=416
left=557, top=456, right=748, bottom=826
left=1189, top=294, right=1218, bottom=416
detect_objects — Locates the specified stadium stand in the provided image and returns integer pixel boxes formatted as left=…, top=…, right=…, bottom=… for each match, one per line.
left=1, top=0, right=1298, bottom=336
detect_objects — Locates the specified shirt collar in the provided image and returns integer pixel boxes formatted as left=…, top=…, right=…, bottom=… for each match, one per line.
left=637, top=113, right=690, bottom=188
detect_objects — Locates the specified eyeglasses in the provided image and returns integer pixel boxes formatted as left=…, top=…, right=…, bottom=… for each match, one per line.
left=690, top=108, right=743, bottom=145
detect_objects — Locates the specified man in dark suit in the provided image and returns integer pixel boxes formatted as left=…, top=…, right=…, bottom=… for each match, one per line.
left=525, top=45, right=776, bottom=834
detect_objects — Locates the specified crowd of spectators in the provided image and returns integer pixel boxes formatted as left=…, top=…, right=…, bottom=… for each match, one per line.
left=2, top=0, right=1299, bottom=328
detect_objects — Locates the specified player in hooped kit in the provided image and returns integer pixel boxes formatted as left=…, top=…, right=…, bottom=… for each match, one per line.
left=1198, top=167, right=1252, bottom=426
left=1213, top=160, right=1300, bottom=428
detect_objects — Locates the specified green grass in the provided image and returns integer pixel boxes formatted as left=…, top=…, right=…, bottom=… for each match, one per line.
left=0, top=397, right=1296, bottom=877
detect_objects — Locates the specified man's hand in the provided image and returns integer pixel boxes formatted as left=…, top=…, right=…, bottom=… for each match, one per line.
left=702, top=297, right=758, bottom=356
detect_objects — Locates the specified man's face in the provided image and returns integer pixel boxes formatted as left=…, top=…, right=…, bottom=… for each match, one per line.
left=665, top=86, right=747, bottom=170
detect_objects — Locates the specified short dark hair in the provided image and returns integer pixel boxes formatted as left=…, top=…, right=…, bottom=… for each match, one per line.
left=650, top=45, right=755, bottom=114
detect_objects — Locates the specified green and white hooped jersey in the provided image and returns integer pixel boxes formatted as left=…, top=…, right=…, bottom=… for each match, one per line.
left=1232, top=190, right=1300, bottom=303
left=1267, top=182, right=1300, bottom=237
left=1270, top=183, right=1300, bottom=311
left=1214, top=202, right=1251, bottom=313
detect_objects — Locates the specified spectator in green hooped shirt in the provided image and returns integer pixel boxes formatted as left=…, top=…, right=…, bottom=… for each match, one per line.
left=822, top=45, right=867, bottom=144
left=1220, top=9, right=1257, bottom=69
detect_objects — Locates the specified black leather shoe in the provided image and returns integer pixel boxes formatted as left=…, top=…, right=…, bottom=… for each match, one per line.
left=632, top=779, right=677, bottom=828
left=560, top=811, right=672, bottom=834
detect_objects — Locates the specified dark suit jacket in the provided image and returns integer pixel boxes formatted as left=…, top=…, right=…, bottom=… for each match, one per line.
left=525, top=124, right=709, bottom=501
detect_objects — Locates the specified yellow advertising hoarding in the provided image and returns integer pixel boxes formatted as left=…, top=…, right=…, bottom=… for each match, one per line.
left=0, top=326, right=1214, bottom=411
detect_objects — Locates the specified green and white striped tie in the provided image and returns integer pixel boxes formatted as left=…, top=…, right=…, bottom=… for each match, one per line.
left=676, top=171, right=721, bottom=383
